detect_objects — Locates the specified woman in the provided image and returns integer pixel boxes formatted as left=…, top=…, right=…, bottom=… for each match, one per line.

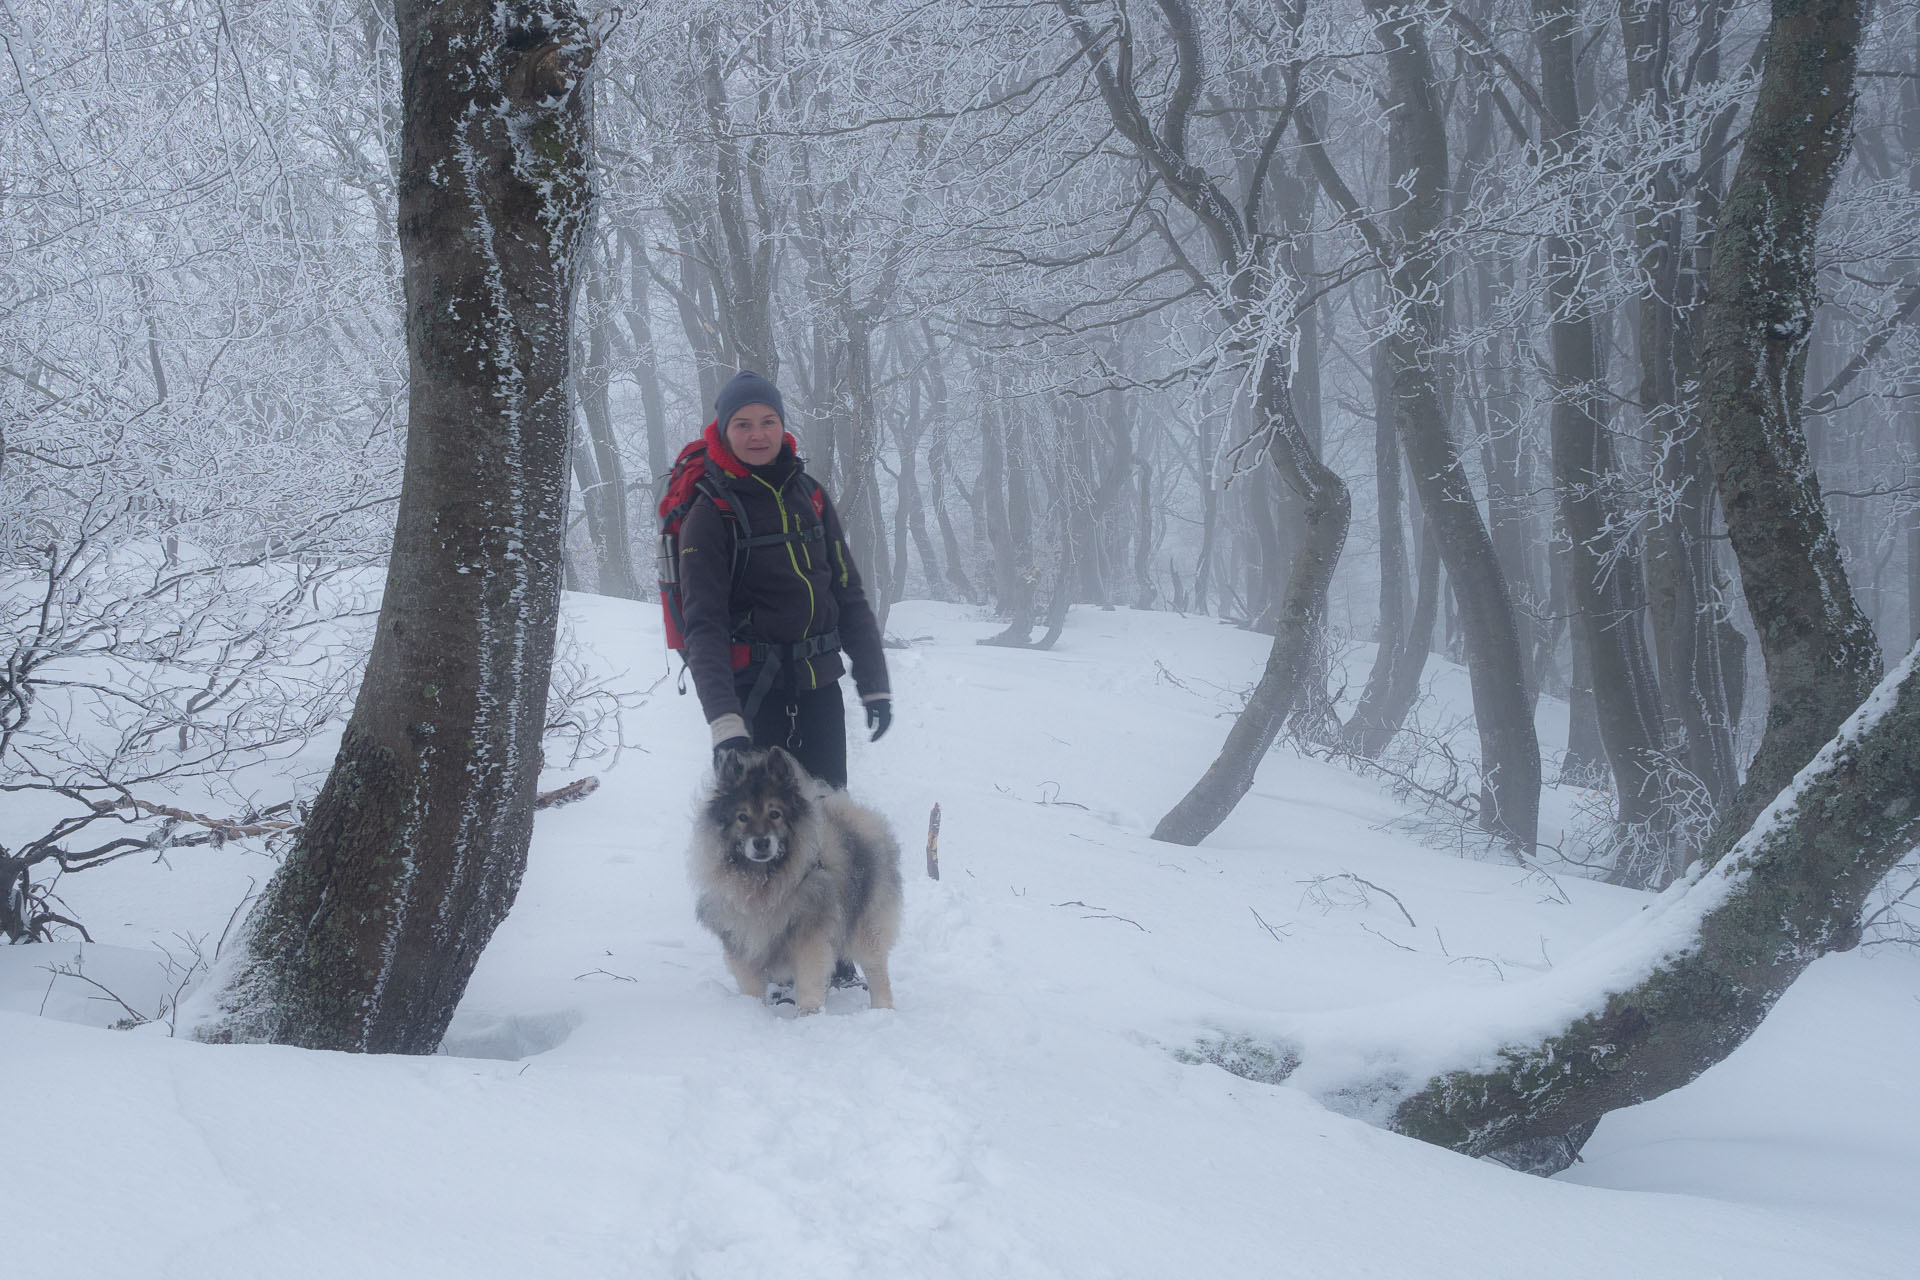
left=677, top=370, right=892, bottom=788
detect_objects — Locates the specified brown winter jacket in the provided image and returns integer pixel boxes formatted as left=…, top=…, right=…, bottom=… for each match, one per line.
left=677, top=425, right=889, bottom=736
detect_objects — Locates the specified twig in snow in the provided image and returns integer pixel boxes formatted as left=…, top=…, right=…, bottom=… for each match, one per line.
left=1449, top=955, right=1506, bottom=981
left=1298, top=871, right=1417, bottom=927
left=40, top=960, right=147, bottom=1025
left=1250, top=907, right=1290, bottom=941
left=215, top=878, right=258, bottom=963
left=1359, top=922, right=1417, bottom=952
left=1052, top=899, right=1149, bottom=932
left=1036, top=781, right=1088, bottom=809
left=573, top=968, right=636, bottom=982
left=1431, top=926, right=1505, bottom=979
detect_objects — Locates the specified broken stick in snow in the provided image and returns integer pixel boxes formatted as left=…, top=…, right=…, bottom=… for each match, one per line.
left=535, top=776, right=599, bottom=810
left=925, top=803, right=942, bottom=880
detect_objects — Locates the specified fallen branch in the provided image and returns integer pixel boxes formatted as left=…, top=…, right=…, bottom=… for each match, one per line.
left=535, top=776, right=599, bottom=809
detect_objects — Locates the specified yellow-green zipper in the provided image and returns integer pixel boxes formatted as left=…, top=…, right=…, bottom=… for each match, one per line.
left=753, top=473, right=818, bottom=685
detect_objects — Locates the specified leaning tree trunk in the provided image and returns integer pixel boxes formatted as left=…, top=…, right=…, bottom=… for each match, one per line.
left=1387, top=0, right=1879, bottom=1170
left=200, top=0, right=593, bottom=1054
left=1153, top=354, right=1350, bottom=843
left=1393, top=636, right=1920, bottom=1166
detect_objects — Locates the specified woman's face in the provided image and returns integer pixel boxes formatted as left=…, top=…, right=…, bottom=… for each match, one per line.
left=724, top=404, right=784, bottom=467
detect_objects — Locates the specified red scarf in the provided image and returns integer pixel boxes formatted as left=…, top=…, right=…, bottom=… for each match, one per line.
left=703, top=418, right=799, bottom=478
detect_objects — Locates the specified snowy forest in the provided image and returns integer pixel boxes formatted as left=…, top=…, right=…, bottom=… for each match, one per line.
left=6, top=0, right=1920, bottom=1274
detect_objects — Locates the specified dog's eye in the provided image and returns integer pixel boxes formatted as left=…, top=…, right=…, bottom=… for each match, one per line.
left=767, top=809, right=783, bottom=823
left=734, top=810, right=750, bottom=825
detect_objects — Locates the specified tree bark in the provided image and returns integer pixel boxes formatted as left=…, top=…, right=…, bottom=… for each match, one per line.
left=201, top=0, right=594, bottom=1054
left=1696, top=0, right=1881, bottom=859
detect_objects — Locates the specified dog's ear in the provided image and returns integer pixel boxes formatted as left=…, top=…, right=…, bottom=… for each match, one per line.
left=716, top=747, right=750, bottom=789
left=763, top=747, right=795, bottom=786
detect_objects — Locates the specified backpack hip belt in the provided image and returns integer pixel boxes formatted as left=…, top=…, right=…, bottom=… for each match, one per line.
left=736, top=629, right=842, bottom=725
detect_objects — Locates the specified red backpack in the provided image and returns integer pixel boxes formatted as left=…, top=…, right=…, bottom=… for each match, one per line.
left=656, top=426, right=732, bottom=651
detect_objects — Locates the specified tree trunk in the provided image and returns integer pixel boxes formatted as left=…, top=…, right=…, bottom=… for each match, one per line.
left=1534, top=0, right=1695, bottom=886
left=1154, top=354, right=1350, bottom=844
left=1909, top=405, right=1920, bottom=647
left=1133, top=459, right=1158, bottom=609
left=575, top=256, right=642, bottom=599
left=978, top=392, right=1015, bottom=606
left=1624, top=0, right=1740, bottom=814
left=617, top=226, right=671, bottom=501
left=1696, top=0, right=1881, bottom=858
left=929, top=431, right=977, bottom=603
left=895, top=428, right=941, bottom=605
left=1345, top=331, right=1437, bottom=757
left=1303, top=14, right=1541, bottom=849
left=200, top=0, right=593, bottom=1053
left=696, top=28, right=778, bottom=381
left=983, top=414, right=1039, bottom=646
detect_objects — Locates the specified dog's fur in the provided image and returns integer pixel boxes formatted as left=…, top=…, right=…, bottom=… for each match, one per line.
left=690, top=747, right=902, bottom=1012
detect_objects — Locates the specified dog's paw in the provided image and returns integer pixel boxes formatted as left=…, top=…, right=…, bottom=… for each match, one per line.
left=765, top=981, right=796, bottom=1006
left=830, top=961, right=867, bottom=991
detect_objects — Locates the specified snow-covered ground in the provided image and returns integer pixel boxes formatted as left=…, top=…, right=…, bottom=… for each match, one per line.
left=6, top=598, right=1916, bottom=1278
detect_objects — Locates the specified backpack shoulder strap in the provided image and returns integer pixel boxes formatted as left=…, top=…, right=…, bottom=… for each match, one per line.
left=692, top=473, right=753, bottom=583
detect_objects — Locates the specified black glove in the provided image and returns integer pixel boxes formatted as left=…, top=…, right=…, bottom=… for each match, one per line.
left=713, top=736, right=752, bottom=769
left=865, top=698, right=892, bottom=742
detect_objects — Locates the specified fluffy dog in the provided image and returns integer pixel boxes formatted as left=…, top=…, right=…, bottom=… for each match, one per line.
left=690, top=747, right=902, bottom=1013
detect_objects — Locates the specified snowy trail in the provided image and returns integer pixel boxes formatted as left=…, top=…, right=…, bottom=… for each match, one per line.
left=9, top=599, right=1918, bottom=1278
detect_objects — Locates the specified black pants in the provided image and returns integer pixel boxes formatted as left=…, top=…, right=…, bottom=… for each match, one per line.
left=743, top=679, right=847, bottom=789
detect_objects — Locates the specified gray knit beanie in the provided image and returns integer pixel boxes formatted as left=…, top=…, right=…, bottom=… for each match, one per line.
left=714, top=370, right=786, bottom=431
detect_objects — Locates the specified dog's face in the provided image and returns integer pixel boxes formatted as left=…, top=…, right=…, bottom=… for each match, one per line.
left=708, top=747, right=810, bottom=868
